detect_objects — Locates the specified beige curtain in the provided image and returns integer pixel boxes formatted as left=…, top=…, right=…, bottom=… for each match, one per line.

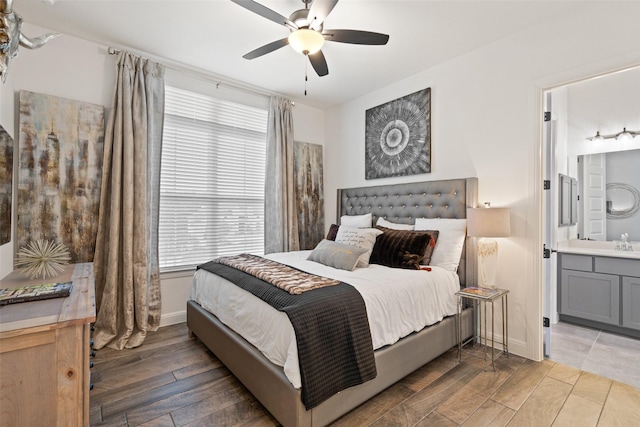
left=92, top=51, right=165, bottom=350
left=265, top=96, right=299, bottom=253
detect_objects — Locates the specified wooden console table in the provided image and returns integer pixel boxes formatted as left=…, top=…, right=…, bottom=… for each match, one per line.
left=0, top=263, right=96, bottom=427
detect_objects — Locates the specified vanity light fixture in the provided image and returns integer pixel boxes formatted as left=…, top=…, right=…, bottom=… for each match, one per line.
left=590, top=131, right=605, bottom=143
left=586, top=128, right=640, bottom=141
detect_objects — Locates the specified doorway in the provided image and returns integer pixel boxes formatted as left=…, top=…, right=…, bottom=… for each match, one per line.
left=542, top=66, right=640, bottom=389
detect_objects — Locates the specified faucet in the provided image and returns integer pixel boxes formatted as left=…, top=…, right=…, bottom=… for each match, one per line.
left=617, top=233, right=633, bottom=251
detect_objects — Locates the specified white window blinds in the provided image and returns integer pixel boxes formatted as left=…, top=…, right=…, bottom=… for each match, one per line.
left=159, top=86, right=268, bottom=271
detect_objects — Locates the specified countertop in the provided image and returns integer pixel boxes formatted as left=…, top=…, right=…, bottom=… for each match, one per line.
left=557, top=240, right=640, bottom=260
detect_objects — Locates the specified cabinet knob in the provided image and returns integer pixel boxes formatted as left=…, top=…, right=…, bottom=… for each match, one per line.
left=89, top=361, right=94, bottom=368
left=90, top=383, right=94, bottom=391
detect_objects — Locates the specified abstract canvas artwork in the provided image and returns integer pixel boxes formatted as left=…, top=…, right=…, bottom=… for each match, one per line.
left=294, top=141, right=325, bottom=250
left=365, top=88, right=431, bottom=179
left=0, top=125, right=13, bottom=245
left=17, top=91, right=105, bottom=264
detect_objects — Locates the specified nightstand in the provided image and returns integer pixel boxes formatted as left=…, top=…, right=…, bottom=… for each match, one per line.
left=0, top=264, right=96, bottom=426
left=456, top=286, right=509, bottom=371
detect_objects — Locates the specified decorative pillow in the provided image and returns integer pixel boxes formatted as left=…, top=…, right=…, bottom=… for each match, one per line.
left=420, top=230, right=440, bottom=266
left=335, top=226, right=383, bottom=268
left=326, top=224, right=340, bottom=241
left=307, top=239, right=368, bottom=271
left=414, top=218, right=467, bottom=272
left=376, top=217, right=414, bottom=230
left=369, top=226, right=432, bottom=270
left=340, top=213, right=372, bottom=228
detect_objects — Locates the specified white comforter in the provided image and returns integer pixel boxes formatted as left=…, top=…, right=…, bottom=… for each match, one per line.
left=190, top=250, right=460, bottom=388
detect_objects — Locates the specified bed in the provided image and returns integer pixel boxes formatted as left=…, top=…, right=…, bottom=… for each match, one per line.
left=187, top=177, right=478, bottom=426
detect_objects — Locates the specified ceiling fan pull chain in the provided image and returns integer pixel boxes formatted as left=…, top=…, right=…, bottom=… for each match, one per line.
left=304, top=54, right=308, bottom=96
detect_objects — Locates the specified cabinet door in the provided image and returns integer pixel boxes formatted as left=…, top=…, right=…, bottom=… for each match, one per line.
left=560, top=270, right=620, bottom=325
left=622, top=276, right=640, bottom=331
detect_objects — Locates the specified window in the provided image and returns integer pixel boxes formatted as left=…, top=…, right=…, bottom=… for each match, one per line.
left=159, top=86, right=268, bottom=271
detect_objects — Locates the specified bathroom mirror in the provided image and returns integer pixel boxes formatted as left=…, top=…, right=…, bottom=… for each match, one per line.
left=607, top=182, right=640, bottom=219
left=579, top=149, right=640, bottom=240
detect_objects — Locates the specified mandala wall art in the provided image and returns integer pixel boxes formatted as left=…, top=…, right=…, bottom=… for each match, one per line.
left=365, top=88, right=431, bottom=180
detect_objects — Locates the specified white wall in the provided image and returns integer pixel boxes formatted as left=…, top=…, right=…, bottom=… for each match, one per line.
left=323, top=2, right=640, bottom=361
left=567, top=66, right=640, bottom=158
left=0, top=24, right=326, bottom=328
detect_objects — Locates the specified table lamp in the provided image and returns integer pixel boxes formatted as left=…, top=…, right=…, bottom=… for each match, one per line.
left=467, top=204, right=511, bottom=288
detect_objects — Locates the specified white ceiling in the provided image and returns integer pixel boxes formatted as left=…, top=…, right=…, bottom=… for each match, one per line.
left=14, top=0, right=583, bottom=109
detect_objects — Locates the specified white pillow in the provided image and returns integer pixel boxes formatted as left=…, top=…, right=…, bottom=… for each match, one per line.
left=376, top=217, right=414, bottom=230
left=340, top=213, right=372, bottom=228
left=414, top=218, right=467, bottom=272
left=335, top=226, right=383, bottom=268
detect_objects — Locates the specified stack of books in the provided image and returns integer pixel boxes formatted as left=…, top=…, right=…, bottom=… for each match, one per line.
left=0, top=282, right=73, bottom=306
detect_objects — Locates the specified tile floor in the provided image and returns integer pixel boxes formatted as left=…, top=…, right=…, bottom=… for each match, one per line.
left=549, top=321, right=640, bottom=390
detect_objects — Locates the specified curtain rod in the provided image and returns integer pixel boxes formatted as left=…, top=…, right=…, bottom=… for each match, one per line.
left=106, top=46, right=292, bottom=103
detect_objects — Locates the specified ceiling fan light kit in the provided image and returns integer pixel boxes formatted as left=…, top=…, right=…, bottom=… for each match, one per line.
left=231, top=0, right=389, bottom=83
left=288, top=28, right=324, bottom=55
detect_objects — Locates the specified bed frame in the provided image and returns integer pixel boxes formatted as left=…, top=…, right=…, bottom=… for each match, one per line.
left=187, top=177, right=478, bottom=426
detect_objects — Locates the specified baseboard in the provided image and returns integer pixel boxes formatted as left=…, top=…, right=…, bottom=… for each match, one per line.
left=160, top=310, right=186, bottom=327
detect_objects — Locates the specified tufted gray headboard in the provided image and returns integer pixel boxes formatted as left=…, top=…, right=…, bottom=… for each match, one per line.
left=337, top=178, right=478, bottom=287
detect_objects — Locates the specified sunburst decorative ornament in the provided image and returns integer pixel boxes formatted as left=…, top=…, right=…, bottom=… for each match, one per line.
left=15, top=239, right=71, bottom=279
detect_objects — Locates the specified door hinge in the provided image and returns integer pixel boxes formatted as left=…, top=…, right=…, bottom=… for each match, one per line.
left=543, top=244, right=556, bottom=259
left=544, top=180, right=551, bottom=190
left=544, top=111, right=551, bottom=122
left=543, top=317, right=550, bottom=327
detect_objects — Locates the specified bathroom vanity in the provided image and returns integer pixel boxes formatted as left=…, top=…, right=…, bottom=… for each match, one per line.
left=557, top=240, right=640, bottom=338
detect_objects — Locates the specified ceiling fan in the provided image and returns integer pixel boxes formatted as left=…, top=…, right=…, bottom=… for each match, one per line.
left=230, top=0, right=390, bottom=77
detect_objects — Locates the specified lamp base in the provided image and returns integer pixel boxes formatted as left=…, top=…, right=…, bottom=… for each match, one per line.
left=478, top=238, right=499, bottom=288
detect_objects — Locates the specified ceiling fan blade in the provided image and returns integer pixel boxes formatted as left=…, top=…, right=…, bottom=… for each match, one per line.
left=308, top=50, right=329, bottom=77
left=323, top=29, right=389, bottom=45
left=231, top=0, right=296, bottom=29
left=243, top=38, right=289, bottom=59
left=307, top=0, right=339, bottom=31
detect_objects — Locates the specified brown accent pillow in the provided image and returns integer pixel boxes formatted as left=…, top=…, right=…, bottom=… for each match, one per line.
left=326, top=224, right=339, bottom=241
left=421, top=230, right=439, bottom=265
left=369, top=226, right=432, bottom=270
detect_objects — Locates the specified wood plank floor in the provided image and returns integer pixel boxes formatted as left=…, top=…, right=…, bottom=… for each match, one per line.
left=90, top=323, right=640, bottom=426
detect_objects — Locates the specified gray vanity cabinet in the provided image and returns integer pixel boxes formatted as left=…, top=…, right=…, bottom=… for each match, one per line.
left=622, top=276, right=640, bottom=330
left=558, top=253, right=640, bottom=337
left=560, top=269, right=619, bottom=325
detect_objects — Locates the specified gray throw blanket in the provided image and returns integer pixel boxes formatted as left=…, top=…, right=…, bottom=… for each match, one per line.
left=197, top=258, right=377, bottom=409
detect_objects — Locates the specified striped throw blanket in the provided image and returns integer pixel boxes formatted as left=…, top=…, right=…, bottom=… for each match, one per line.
left=212, top=253, right=339, bottom=294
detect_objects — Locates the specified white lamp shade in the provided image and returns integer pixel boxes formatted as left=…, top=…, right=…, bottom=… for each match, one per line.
left=467, top=207, right=510, bottom=287
left=466, top=208, right=511, bottom=238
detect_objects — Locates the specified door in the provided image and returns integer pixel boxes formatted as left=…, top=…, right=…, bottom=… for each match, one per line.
left=581, top=153, right=607, bottom=240
left=542, top=91, right=555, bottom=358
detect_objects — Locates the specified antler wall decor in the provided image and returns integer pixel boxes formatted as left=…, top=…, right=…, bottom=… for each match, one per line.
left=0, top=0, right=60, bottom=83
